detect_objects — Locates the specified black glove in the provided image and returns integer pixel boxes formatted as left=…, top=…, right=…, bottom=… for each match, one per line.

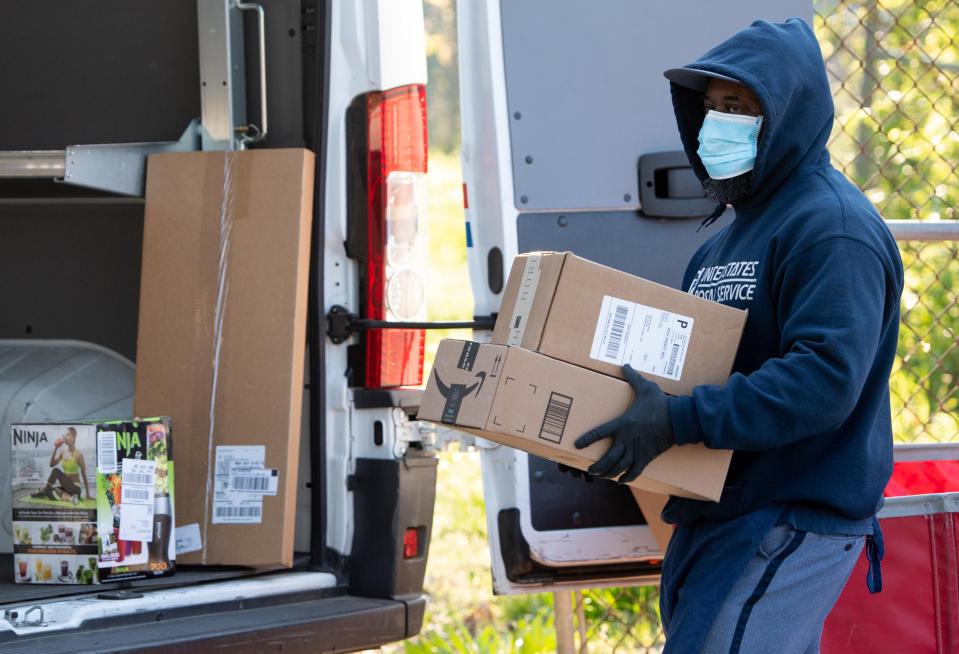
left=556, top=462, right=594, bottom=483
left=574, top=363, right=674, bottom=483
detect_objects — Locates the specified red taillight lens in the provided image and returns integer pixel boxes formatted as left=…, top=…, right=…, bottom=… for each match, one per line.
left=365, top=84, right=428, bottom=388
left=403, top=527, right=420, bottom=559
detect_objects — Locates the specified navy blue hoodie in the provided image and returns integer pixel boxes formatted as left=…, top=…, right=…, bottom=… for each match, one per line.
left=663, top=18, right=903, bottom=532
left=655, top=19, right=903, bottom=652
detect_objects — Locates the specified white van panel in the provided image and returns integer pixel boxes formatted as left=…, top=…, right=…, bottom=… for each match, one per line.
left=500, top=0, right=813, bottom=211
left=324, top=0, right=432, bottom=559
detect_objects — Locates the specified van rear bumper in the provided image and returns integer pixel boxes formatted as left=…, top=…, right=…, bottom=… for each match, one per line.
left=1, top=575, right=426, bottom=654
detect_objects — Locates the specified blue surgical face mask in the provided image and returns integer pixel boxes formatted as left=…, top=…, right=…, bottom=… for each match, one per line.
left=697, top=110, right=764, bottom=180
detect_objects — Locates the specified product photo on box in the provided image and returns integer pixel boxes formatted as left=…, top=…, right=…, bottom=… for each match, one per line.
left=95, top=417, right=175, bottom=584
left=11, top=424, right=100, bottom=585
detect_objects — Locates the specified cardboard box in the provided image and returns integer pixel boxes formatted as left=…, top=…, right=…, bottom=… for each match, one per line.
left=492, top=252, right=748, bottom=395
left=11, top=424, right=100, bottom=584
left=10, top=419, right=176, bottom=584
left=418, top=340, right=731, bottom=501
left=95, top=418, right=175, bottom=583
left=630, top=488, right=673, bottom=553
left=133, top=149, right=314, bottom=567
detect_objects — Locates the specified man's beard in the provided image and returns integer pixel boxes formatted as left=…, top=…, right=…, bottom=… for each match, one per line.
left=702, top=172, right=752, bottom=205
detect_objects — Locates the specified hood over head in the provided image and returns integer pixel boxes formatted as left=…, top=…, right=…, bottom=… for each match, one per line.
left=664, top=18, right=834, bottom=209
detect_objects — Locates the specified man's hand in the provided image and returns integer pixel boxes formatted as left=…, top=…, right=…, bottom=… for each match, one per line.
left=574, top=364, right=674, bottom=483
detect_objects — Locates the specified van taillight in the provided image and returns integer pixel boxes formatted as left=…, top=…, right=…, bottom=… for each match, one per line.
left=363, top=84, right=428, bottom=387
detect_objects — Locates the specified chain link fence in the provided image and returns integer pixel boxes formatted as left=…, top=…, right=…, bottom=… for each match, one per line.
left=819, top=0, right=959, bottom=443
left=573, top=1, right=959, bottom=650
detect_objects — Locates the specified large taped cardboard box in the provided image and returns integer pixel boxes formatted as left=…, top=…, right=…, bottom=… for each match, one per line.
left=133, top=149, right=314, bottom=568
left=492, top=252, right=748, bottom=396
left=418, top=340, right=731, bottom=501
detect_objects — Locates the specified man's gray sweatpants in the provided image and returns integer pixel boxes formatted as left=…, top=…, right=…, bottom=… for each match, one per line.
left=699, top=524, right=864, bottom=654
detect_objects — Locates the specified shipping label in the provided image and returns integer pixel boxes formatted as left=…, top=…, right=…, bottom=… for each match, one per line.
left=175, top=523, right=202, bottom=555
left=589, top=295, right=694, bottom=381
left=118, top=459, right=156, bottom=542
left=212, top=446, right=277, bottom=524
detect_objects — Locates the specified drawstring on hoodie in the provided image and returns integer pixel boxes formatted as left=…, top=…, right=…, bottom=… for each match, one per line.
left=865, top=515, right=884, bottom=593
left=697, top=203, right=727, bottom=232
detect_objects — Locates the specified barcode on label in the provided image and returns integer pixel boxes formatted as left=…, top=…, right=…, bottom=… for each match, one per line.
left=123, top=472, right=153, bottom=486
left=665, top=343, right=681, bottom=378
left=122, top=488, right=151, bottom=502
left=97, top=431, right=117, bottom=474
left=539, top=392, right=573, bottom=444
left=604, top=304, right=630, bottom=360
left=215, top=506, right=261, bottom=518
left=232, top=476, right=269, bottom=491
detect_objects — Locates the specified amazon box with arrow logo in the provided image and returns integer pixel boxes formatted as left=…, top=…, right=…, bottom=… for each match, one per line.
left=418, top=339, right=730, bottom=501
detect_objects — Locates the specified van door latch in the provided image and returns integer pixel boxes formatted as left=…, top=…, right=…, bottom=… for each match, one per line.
left=326, top=305, right=496, bottom=344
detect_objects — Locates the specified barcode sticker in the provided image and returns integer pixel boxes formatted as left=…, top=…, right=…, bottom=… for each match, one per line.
left=233, top=475, right=269, bottom=491
left=97, top=431, right=118, bottom=474
left=539, top=392, right=573, bottom=443
left=123, top=472, right=154, bottom=486
left=119, top=458, right=156, bottom=542
left=213, top=446, right=268, bottom=524
left=589, top=295, right=694, bottom=382
left=665, top=343, right=681, bottom=378
left=214, top=506, right=262, bottom=519
left=603, top=302, right=632, bottom=360
left=229, top=467, right=279, bottom=495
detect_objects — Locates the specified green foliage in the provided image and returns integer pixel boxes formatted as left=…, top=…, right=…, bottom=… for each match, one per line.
left=818, top=1, right=959, bottom=222
left=815, top=0, right=959, bottom=442
left=403, top=611, right=556, bottom=654
left=497, top=593, right=553, bottom=624
left=424, top=0, right=461, bottom=154
left=580, top=587, right=664, bottom=650
left=424, top=150, right=473, bottom=371
left=892, top=241, right=959, bottom=441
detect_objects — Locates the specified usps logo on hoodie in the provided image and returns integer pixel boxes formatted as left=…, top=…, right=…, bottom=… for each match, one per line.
left=687, top=259, right=759, bottom=305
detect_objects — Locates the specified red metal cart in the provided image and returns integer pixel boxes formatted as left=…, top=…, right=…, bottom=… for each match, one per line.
left=822, top=444, right=959, bottom=653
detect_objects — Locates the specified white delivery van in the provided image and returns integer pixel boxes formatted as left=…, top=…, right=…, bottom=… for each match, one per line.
left=0, top=1, right=446, bottom=651
left=1, top=1, right=954, bottom=653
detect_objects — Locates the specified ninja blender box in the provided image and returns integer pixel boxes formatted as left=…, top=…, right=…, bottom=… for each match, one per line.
left=11, top=423, right=100, bottom=584
left=95, top=417, right=175, bottom=583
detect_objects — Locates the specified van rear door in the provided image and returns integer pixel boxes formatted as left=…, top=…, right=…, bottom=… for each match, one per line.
left=458, top=0, right=811, bottom=594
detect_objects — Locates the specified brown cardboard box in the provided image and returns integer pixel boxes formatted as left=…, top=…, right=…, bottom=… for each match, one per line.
left=630, top=488, right=673, bottom=553
left=492, top=252, right=748, bottom=396
left=418, top=340, right=731, bottom=501
left=133, top=149, right=314, bottom=568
